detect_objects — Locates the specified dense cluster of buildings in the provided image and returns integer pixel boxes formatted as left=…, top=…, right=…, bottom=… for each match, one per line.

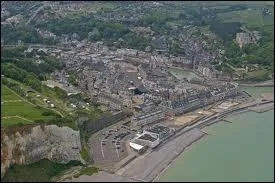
left=236, top=31, right=260, bottom=48
left=161, top=83, right=239, bottom=116
left=12, top=38, right=241, bottom=121
left=132, top=109, right=165, bottom=127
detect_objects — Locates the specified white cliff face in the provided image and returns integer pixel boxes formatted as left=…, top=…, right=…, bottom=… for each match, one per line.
left=1, top=125, right=83, bottom=178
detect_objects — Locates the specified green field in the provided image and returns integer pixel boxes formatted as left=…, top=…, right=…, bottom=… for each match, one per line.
left=1, top=77, right=103, bottom=129
left=218, top=8, right=274, bottom=28
left=1, top=85, right=56, bottom=126
left=4, top=77, right=69, bottom=116
left=1, top=85, right=22, bottom=100
left=1, top=117, right=33, bottom=126
left=242, top=69, right=271, bottom=82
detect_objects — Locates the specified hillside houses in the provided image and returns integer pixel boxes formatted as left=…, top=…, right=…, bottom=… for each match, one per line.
left=236, top=31, right=260, bottom=48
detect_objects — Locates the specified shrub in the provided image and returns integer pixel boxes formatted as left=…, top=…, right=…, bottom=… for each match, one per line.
left=78, top=167, right=99, bottom=176
left=2, top=159, right=82, bottom=182
left=80, top=147, right=89, bottom=162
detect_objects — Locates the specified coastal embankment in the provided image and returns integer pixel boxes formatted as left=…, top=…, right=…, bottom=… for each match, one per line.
left=248, top=102, right=274, bottom=113
left=66, top=99, right=274, bottom=182
left=153, top=101, right=274, bottom=181
left=128, top=99, right=274, bottom=182
left=117, top=128, right=205, bottom=182
left=238, top=80, right=274, bottom=87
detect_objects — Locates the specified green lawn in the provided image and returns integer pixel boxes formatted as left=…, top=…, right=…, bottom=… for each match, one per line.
left=241, top=69, right=271, bottom=82
left=1, top=85, right=56, bottom=127
left=1, top=117, right=33, bottom=126
left=2, top=85, right=22, bottom=101
left=2, top=101, right=52, bottom=120
left=4, top=77, right=69, bottom=116
left=1, top=78, right=102, bottom=128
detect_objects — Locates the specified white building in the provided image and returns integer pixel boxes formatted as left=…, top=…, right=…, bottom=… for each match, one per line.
left=129, top=142, right=145, bottom=153
left=132, top=132, right=160, bottom=148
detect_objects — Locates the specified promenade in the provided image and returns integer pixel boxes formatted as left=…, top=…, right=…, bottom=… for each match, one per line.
left=65, top=99, right=274, bottom=182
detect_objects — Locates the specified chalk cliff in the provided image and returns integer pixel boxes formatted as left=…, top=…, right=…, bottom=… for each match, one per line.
left=1, top=125, right=83, bottom=178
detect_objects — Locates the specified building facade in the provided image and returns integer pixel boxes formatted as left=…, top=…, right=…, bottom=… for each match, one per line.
left=132, top=110, right=165, bottom=127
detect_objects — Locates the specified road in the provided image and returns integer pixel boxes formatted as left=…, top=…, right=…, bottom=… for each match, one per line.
left=61, top=98, right=274, bottom=182
left=26, top=2, right=48, bottom=25
left=3, top=44, right=72, bottom=51
left=238, top=80, right=274, bottom=87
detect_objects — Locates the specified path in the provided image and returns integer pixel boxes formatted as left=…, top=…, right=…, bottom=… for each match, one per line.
left=1, top=115, right=33, bottom=122
left=2, top=100, right=22, bottom=103
left=4, top=85, right=64, bottom=117
left=26, top=2, right=47, bottom=25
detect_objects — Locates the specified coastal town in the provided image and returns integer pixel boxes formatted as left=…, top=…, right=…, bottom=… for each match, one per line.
left=10, top=28, right=272, bottom=182
left=52, top=41, right=273, bottom=182
left=1, top=1, right=274, bottom=182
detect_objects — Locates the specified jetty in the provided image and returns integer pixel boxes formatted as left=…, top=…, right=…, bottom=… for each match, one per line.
left=220, top=119, right=233, bottom=123
left=200, top=129, right=209, bottom=135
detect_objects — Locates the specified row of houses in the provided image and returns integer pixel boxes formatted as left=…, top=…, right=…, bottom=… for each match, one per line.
left=132, top=109, right=165, bottom=127
left=97, top=94, right=123, bottom=111
left=161, top=84, right=240, bottom=116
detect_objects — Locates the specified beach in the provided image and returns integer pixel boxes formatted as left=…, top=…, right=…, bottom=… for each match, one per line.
left=158, top=109, right=274, bottom=182
left=64, top=90, right=274, bottom=182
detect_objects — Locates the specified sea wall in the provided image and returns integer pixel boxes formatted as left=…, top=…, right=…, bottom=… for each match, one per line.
left=1, top=125, right=83, bottom=178
left=117, top=128, right=205, bottom=182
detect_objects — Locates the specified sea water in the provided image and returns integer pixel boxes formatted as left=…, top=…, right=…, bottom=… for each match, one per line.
left=158, top=86, right=274, bottom=182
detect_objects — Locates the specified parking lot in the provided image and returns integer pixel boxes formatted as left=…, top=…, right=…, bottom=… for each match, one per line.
left=88, top=124, right=136, bottom=169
